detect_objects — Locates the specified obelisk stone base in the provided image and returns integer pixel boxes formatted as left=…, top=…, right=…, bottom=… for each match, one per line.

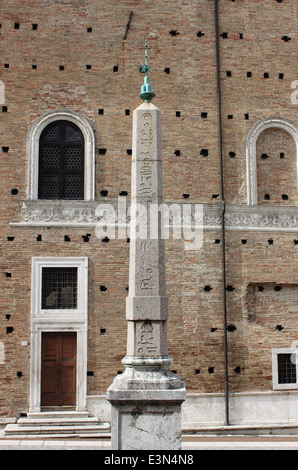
left=108, top=389, right=185, bottom=450
left=107, top=356, right=186, bottom=450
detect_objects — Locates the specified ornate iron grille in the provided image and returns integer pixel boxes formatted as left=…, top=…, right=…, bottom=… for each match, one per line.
left=38, top=120, right=84, bottom=199
left=277, top=353, right=297, bottom=384
left=41, top=267, right=78, bottom=309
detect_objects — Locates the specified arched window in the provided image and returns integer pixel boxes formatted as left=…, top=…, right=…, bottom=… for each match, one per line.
left=28, top=110, right=95, bottom=201
left=246, top=118, right=298, bottom=205
left=38, top=120, right=84, bottom=200
left=256, top=127, right=297, bottom=205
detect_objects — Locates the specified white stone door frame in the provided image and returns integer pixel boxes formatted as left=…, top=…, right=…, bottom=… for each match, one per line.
left=30, top=320, right=87, bottom=413
left=29, top=257, right=88, bottom=413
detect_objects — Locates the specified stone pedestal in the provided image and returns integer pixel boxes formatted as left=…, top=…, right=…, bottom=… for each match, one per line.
left=107, top=100, right=186, bottom=450
left=108, top=357, right=185, bottom=450
left=109, top=394, right=185, bottom=450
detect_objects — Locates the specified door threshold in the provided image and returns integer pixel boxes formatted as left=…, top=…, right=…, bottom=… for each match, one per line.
left=41, top=406, right=76, bottom=412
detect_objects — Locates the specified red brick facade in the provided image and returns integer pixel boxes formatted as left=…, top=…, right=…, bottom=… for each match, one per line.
left=0, top=0, right=297, bottom=422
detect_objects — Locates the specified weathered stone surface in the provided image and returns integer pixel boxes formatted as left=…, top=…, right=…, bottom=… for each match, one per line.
left=131, top=103, right=162, bottom=163
left=127, top=103, right=167, bottom=303
left=131, top=160, right=163, bottom=198
left=128, top=239, right=166, bottom=297
left=126, top=320, right=168, bottom=356
left=126, top=296, right=168, bottom=321
left=109, top=399, right=184, bottom=450
left=109, top=357, right=184, bottom=391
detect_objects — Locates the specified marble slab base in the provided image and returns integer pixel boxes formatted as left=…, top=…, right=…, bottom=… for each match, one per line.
left=108, top=388, right=185, bottom=450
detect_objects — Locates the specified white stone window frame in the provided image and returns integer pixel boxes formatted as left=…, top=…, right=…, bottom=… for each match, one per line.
left=272, top=348, right=298, bottom=391
left=28, top=110, right=95, bottom=201
left=31, top=257, right=88, bottom=319
left=246, top=117, right=298, bottom=205
left=30, top=257, right=88, bottom=413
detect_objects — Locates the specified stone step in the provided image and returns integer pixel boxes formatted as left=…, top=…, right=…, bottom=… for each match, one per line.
left=18, top=417, right=100, bottom=427
left=3, top=432, right=111, bottom=440
left=27, top=411, right=90, bottom=420
left=3, top=411, right=110, bottom=439
left=182, top=423, right=298, bottom=436
left=5, top=423, right=110, bottom=435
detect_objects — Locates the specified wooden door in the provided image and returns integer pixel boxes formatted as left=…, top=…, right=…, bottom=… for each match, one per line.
left=41, top=332, right=77, bottom=407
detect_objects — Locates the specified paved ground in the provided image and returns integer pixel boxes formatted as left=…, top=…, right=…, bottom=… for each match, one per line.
left=1, top=435, right=298, bottom=450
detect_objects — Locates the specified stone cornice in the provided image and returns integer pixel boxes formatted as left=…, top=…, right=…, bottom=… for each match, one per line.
left=10, top=200, right=298, bottom=232
left=225, top=204, right=298, bottom=231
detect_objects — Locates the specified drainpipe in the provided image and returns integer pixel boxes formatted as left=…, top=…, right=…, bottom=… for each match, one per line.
left=214, top=0, right=229, bottom=426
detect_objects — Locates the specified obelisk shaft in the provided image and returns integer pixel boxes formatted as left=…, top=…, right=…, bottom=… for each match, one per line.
left=126, top=102, right=169, bottom=358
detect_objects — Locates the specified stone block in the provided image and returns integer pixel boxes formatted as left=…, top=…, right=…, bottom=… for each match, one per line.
left=132, top=103, right=162, bottom=163
left=109, top=397, right=184, bottom=450
left=131, top=159, right=163, bottom=199
left=126, top=296, right=168, bottom=320
left=126, top=320, right=168, bottom=357
left=128, top=238, right=167, bottom=297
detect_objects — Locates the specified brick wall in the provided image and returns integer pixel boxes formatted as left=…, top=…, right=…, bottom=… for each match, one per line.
left=0, top=0, right=297, bottom=417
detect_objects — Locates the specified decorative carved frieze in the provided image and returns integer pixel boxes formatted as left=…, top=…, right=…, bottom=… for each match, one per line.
left=225, top=205, right=298, bottom=231
left=14, top=200, right=298, bottom=232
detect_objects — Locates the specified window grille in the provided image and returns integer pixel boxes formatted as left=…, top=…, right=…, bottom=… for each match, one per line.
left=38, top=120, right=84, bottom=199
left=41, top=267, right=78, bottom=309
left=277, top=353, right=297, bottom=384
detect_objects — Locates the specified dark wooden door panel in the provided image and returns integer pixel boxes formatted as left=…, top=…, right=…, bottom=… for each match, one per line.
left=41, top=332, right=76, bottom=406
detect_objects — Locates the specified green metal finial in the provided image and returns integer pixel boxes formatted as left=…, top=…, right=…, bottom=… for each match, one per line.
left=140, top=39, right=156, bottom=102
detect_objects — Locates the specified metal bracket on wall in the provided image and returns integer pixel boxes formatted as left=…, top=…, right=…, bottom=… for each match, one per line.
left=123, top=11, right=133, bottom=40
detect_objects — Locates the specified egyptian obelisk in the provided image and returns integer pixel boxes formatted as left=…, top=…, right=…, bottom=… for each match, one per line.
left=107, top=40, right=186, bottom=450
